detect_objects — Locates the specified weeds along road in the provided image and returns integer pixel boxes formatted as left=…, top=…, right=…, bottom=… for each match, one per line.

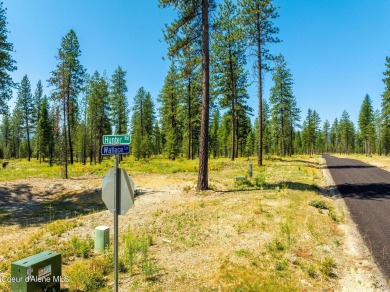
left=323, top=154, right=390, bottom=280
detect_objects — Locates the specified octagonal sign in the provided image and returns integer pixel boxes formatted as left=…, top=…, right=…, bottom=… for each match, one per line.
left=102, top=168, right=135, bottom=215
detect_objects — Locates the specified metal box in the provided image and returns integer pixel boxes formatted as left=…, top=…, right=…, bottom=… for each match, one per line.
left=95, top=225, right=110, bottom=253
left=11, top=251, right=61, bottom=292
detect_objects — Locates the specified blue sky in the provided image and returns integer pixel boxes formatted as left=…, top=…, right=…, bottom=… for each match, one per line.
left=3, top=0, right=390, bottom=126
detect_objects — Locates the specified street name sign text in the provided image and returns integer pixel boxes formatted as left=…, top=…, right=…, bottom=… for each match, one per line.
left=102, top=135, right=130, bottom=145
left=101, top=145, right=130, bottom=155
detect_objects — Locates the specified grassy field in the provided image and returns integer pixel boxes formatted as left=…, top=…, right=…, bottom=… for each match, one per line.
left=0, top=155, right=347, bottom=291
left=333, top=153, right=390, bottom=172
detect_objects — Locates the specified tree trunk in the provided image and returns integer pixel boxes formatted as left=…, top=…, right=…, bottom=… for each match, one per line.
left=187, top=78, right=192, bottom=160
left=66, top=93, right=74, bottom=165
left=235, top=115, right=239, bottom=158
left=228, top=41, right=236, bottom=161
left=281, top=108, right=285, bottom=156
left=256, top=12, right=263, bottom=166
left=289, top=121, right=293, bottom=156
left=197, top=0, right=210, bottom=191
left=82, top=123, right=86, bottom=165
left=26, top=120, right=31, bottom=161
left=231, top=101, right=235, bottom=161
left=63, top=96, right=68, bottom=179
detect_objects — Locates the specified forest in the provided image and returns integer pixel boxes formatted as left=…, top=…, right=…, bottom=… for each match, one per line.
left=0, top=0, right=390, bottom=184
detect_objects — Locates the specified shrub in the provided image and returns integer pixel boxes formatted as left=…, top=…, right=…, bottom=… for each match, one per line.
left=321, top=257, right=337, bottom=277
left=309, top=200, right=329, bottom=210
left=121, top=230, right=156, bottom=276
left=66, top=261, right=105, bottom=291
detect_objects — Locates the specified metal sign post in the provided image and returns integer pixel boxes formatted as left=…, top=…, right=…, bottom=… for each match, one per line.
left=101, top=134, right=134, bottom=292
left=113, top=154, right=119, bottom=292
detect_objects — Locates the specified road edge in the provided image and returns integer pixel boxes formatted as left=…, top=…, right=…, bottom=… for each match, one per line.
left=321, top=157, right=389, bottom=291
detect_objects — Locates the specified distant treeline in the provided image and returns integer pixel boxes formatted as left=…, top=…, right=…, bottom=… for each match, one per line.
left=0, top=1, right=390, bottom=181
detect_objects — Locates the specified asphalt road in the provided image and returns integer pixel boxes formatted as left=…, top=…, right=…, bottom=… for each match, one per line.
left=323, top=154, right=390, bottom=279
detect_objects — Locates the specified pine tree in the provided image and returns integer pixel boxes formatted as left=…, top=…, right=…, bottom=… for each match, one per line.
left=180, top=44, right=202, bottom=160
left=218, top=112, right=231, bottom=157
left=86, top=71, right=111, bottom=164
left=339, top=110, right=355, bottom=154
left=0, top=112, right=10, bottom=158
left=293, top=130, right=303, bottom=154
left=32, top=80, right=44, bottom=159
left=15, top=75, right=34, bottom=161
left=152, top=122, right=162, bottom=155
left=322, top=120, right=331, bottom=153
left=269, top=55, right=298, bottom=156
left=238, top=0, right=280, bottom=165
left=110, top=66, right=128, bottom=134
left=32, top=80, right=43, bottom=125
left=160, top=0, right=214, bottom=190
left=9, top=106, right=23, bottom=158
left=213, top=0, right=250, bottom=161
left=381, top=56, right=390, bottom=153
left=131, top=87, right=156, bottom=160
left=374, top=109, right=382, bottom=155
left=78, top=74, right=89, bottom=164
left=209, top=108, right=220, bottom=158
left=0, top=2, right=16, bottom=114
left=302, top=109, right=321, bottom=155
left=245, top=129, right=255, bottom=157
left=330, top=119, right=337, bottom=153
left=358, top=94, right=375, bottom=156
left=159, top=62, right=182, bottom=160
left=35, top=96, right=52, bottom=162
left=261, top=99, right=272, bottom=155
left=48, top=29, right=85, bottom=178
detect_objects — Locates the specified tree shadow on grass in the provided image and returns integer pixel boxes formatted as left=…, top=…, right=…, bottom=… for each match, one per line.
left=216, top=181, right=323, bottom=194
left=0, top=185, right=105, bottom=228
left=273, top=157, right=322, bottom=169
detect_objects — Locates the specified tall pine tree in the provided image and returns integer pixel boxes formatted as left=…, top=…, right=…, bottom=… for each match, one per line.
left=0, top=2, right=16, bottom=114
left=35, top=96, right=52, bottom=162
left=358, top=94, right=375, bottom=156
left=213, top=0, right=250, bottom=161
left=381, top=56, right=390, bottom=154
left=238, top=0, right=280, bottom=166
left=15, top=75, right=33, bottom=161
left=131, top=87, right=156, bottom=160
left=159, top=62, right=182, bottom=160
left=160, top=0, right=214, bottom=190
left=269, top=55, right=298, bottom=157
left=86, top=71, right=111, bottom=164
left=48, top=29, right=85, bottom=178
left=110, top=66, right=128, bottom=134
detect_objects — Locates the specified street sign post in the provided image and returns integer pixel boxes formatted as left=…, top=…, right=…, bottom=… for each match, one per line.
left=101, top=134, right=132, bottom=292
left=102, top=135, right=130, bottom=145
left=101, top=145, right=130, bottom=155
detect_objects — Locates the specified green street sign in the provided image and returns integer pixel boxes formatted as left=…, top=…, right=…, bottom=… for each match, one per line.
left=103, top=135, right=130, bottom=145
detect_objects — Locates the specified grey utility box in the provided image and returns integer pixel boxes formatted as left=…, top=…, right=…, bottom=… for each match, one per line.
left=95, top=225, right=110, bottom=253
left=11, top=251, right=61, bottom=291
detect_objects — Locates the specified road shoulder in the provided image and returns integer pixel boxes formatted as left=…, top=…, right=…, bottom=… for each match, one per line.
left=321, top=157, right=389, bottom=291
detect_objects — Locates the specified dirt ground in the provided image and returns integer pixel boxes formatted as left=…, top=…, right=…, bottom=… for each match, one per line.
left=0, top=162, right=389, bottom=291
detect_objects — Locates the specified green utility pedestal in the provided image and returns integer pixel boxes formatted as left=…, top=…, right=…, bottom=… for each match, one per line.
left=95, top=225, right=110, bottom=253
left=11, top=251, right=61, bottom=292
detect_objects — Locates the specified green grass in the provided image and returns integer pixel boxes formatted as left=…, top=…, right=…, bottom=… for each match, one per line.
left=0, top=155, right=343, bottom=291
left=0, top=158, right=111, bottom=181
left=309, top=200, right=329, bottom=210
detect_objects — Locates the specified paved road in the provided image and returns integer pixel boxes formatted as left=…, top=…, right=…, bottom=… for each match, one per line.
left=323, top=154, right=390, bottom=279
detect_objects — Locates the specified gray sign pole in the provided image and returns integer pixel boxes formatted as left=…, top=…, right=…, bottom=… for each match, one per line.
left=114, top=154, right=119, bottom=292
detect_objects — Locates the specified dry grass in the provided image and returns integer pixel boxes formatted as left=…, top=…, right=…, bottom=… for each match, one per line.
left=334, top=153, right=390, bottom=172
left=0, top=155, right=344, bottom=291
